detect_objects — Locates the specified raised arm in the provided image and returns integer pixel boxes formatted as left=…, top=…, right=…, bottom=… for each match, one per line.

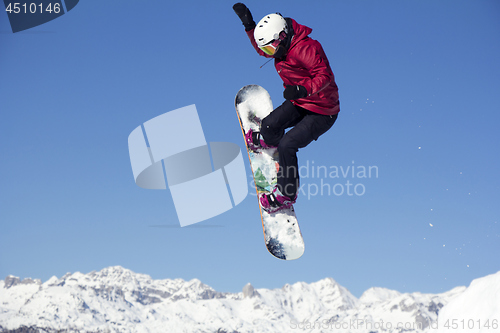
left=233, top=3, right=272, bottom=58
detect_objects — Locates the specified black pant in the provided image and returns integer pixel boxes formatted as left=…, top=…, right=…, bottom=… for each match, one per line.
left=260, top=100, right=338, bottom=199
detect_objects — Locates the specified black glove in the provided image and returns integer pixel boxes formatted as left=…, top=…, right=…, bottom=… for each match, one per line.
left=233, top=3, right=256, bottom=31
left=283, top=85, right=308, bottom=100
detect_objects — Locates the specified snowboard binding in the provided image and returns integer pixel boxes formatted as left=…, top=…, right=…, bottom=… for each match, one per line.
left=245, top=129, right=276, bottom=151
left=259, top=186, right=297, bottom=213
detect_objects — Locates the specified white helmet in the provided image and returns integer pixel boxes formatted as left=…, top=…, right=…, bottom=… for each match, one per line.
left=254, top=13, right=288, bottom=55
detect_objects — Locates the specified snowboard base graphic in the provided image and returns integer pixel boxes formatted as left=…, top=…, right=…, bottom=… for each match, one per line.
left=235, top=85, right=305, bottom=260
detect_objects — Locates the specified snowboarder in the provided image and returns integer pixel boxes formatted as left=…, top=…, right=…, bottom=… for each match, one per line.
left=233, top=3, right=340, bottom=212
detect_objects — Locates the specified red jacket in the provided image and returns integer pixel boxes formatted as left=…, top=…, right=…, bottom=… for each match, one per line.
left=247, top=19, right=339, bottom=115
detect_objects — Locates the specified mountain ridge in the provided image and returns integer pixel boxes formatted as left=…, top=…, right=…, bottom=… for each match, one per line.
left=1, top=266, right=492, bottom=333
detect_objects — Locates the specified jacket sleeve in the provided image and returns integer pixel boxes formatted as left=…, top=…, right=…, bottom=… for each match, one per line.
left=295, top=42, right=332, bottom=96
left=246, top=29, right=273, bottom=58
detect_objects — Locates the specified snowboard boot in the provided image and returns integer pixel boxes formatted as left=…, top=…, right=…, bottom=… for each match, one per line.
left=259, top=186, right=297, bottom=213
left=245, top=129, right=276, bottom=151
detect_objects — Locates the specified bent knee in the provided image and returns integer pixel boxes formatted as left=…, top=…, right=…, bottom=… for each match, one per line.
left=260, top=117, right=273, bottom=136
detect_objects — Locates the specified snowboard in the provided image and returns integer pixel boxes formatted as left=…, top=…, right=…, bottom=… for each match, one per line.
left=235, top=84, right=305, bottom=260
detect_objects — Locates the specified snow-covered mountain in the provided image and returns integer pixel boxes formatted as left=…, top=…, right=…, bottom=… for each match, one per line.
left=0, top=266, right=495, bottom=333
left=429, top=271, right=500, bottom=333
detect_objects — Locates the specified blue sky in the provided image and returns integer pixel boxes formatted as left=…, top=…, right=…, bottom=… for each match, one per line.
left=1, top=0, right=499, bottom=298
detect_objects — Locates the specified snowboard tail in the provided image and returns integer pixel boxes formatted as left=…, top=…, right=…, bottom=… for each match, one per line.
left=235, top=85, right=305, bottom=260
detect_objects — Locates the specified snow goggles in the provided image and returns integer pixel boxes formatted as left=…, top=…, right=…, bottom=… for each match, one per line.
left=259, top=31, right=287, bottom=56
